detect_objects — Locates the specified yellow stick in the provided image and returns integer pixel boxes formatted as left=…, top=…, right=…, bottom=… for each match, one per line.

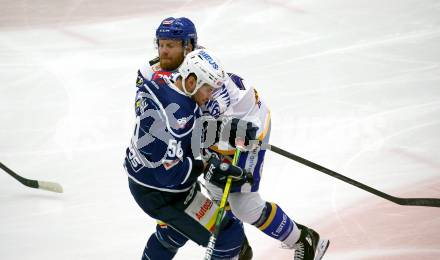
left=204, top=148, right=241, bottom=260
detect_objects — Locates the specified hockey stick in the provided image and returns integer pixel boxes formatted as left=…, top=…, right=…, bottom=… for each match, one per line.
left=0, top=162, right=63, bottom=193
left=267, top=144, right=440, bottom=208
left=204, top=148, right=242, bottom=260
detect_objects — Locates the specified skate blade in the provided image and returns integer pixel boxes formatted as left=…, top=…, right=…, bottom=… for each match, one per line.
left=314, top=238, right=330, bottom=260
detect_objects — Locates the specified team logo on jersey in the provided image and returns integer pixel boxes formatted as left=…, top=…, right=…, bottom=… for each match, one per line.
left=163, top=159, right=180, bottom=170
left=136, top=75, right=144, bottom=87
left=135, top=97, right=149, bottom=114
left=175, top=117, right=189, bottom=129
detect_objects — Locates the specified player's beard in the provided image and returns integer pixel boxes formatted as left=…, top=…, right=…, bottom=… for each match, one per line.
left=160, top=52, right=185, bottom=71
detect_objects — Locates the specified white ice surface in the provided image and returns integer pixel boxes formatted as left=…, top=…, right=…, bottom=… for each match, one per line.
left=1, top=1, right=440, bottom=259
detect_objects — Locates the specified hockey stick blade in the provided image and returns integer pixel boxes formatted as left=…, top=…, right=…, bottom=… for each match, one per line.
left=1, top=162, right=63, bottom=193
left=37, top=181, right=64, bottom=193
left=267, top=144, right=440, bottom=208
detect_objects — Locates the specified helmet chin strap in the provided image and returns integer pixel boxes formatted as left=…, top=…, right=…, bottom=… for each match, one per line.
left=181, top=77, right=205, bottom=97
left=181, top=77, right=197, bottom=96
left=183, top=41, right=194, bottom=57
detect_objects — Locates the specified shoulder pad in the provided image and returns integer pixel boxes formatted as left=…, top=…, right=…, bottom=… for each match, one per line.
left=149, top=56, right=160, bottom=66
left=227, top=72, right=246, bottom=90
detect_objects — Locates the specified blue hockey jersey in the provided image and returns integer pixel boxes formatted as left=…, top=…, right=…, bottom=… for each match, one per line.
left=124, top=71, right=204, bottom=192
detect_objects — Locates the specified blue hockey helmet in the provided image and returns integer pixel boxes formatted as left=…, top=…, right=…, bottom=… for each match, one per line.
left=156, top=17, right=197, bottom=48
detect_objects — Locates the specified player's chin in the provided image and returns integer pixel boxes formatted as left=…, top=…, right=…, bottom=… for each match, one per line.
left=195, top=98, right=206, bottom=106
left=160, top=60, right=178, bottom=70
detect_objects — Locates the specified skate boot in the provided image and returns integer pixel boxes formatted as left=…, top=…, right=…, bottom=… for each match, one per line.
left=293, top=224, right=329, bottom=260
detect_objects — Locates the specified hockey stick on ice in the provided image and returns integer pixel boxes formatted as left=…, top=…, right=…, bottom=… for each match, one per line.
left=204, top=146, right=242, bottom=260
left=0, top=162, right=63, bottom=193
left=267, top=144, right=440, bottom=208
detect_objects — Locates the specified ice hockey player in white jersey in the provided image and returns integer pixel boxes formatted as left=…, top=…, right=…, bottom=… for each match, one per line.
left=201, top=63, right=330, bottom=260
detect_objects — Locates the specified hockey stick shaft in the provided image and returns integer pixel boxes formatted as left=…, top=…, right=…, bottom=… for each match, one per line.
left=0, top=162, right=38, bottom=188
left=204, top=149, right=241, bottom=260
left=0, top=162, right=63, bottom=193
left=268, top=144, right=440, bottom=208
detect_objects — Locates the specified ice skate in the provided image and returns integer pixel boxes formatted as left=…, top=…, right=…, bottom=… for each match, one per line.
left=292, top=224, right=329, bottom=260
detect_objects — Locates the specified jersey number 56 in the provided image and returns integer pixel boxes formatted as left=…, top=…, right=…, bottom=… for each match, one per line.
left=167, top=139, right=183, bottom=158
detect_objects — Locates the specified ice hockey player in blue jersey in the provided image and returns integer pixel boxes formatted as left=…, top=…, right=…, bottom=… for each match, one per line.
left=124, top=49, right=253, bottom=260
left=138, top=17, right=198, bottom=86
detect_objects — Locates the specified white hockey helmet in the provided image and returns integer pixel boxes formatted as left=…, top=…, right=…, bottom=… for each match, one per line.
left=178, top=49, right=226, bottom=96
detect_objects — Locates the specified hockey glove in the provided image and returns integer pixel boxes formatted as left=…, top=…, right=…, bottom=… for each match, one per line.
left=204, top=155, right=253, bottom=189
